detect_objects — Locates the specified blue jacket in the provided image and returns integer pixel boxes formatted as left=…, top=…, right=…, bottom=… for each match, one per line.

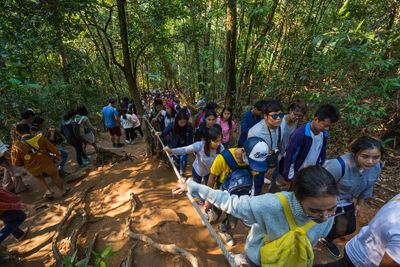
left=280, top=120, right=327, bottom=182
left=237, top=110, right=261, bottom=147
left=162, top=122, right=193, bottom=148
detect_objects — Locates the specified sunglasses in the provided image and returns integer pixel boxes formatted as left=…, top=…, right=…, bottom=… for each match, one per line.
left=305, top=198, right=345, bottom=220
left=268, top=113, right=285, bottom=120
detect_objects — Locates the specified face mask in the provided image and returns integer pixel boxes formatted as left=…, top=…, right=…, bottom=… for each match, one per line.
left=243, top=155, right=249, bottom=165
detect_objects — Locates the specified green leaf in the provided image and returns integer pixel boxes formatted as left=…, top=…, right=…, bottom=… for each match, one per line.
left=101, top=246, right=113, bottom=258
left=104, top=251, right=119, bottom=258
left=100, top=261, right=107, bottom=267
left=338, top=0, right=350, bottom=17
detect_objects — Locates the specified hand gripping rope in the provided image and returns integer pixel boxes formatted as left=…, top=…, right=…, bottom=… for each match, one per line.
left=142, top=116, right=238, bottom=267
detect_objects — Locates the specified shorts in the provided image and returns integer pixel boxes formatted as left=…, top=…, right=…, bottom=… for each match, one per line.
left=30, top=163, right=58, bottom=177
left=107, top=126, right=122, bottom=136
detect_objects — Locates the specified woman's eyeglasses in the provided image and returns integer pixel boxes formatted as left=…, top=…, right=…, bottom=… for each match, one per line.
left=268, top=113, right=285, bottom=120
left=305, top=198, right=345, bottom=220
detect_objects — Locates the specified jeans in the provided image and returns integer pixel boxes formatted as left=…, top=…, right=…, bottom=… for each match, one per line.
left=253, top=172, right=265, bottom=195
left=71, top=142, right=88, bottom=166
left=0, top=210, right=26, bottom=243
left=173, top=155, right=188, bottom=174
left=58, top=148, right=68, bottom=170
left=326, top=203, right=356, bottom=242
left=192, top=168, right=209, bottom=185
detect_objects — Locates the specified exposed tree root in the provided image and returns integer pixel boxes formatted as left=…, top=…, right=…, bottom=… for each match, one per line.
left=84, top=232, right=99, bottom=267
left=129, top=192, right=138, bottom=213
left=96, top=148, right=137, bottom=166
left=119, top=241, right=138, bottom=267
left=52, top=185, right=95, bottom=265
left=124, top=218, right=198, bottom=267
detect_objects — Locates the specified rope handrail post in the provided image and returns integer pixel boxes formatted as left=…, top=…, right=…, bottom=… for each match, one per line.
left=142, top=116, right=238, bottom=267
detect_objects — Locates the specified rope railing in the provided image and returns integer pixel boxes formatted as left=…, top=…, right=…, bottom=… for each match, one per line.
left=142, top=116, right=238, bottom=267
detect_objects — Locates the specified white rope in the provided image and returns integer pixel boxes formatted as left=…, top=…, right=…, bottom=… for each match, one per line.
left=142, top=116, right=238, bottom=267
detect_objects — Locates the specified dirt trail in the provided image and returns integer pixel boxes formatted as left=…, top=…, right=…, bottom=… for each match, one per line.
left=4, top=133, right=398, bottom=266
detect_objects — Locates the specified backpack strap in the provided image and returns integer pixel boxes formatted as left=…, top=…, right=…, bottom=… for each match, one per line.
left=276, top=193, right=296, bottom=230
left=336, top=156, right=345, bottom=182
left=220, top=149, right=238, bottom=171
left=276, top=193, right=315, bottom=232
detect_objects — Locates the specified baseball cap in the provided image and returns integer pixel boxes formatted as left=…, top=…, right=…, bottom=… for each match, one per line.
left=243, top=137, right=268, bottom=172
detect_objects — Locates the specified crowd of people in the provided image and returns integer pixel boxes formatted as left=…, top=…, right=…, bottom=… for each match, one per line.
left=0, top=88, right=398, bottom=267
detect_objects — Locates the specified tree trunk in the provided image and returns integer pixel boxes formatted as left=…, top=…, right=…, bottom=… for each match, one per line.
left=116, top=0, right=144, bottom=116
left=224, top=0, right=237, bottom=107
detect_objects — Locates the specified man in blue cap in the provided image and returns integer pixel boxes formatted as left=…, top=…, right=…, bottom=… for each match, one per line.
left=203, top=137, right=269, bottom=246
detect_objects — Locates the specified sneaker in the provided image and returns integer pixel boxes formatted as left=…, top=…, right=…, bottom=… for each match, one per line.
left=217, top=226, right=235, bottom=247
left=125, top=140, right=130, bottom=144
left=96, top=145, right=102, bottom=150
left=86, top=155, right=91, bottom=160
left=130, top=140, right=135, bottom=144
left=113, top=143, right=117, bottom=148
left=322, top=240, right=341, bottom=258
left=242, top=219, right=253, bottom=228
left=117, top=143, right=124, bottom=147
left=57, top=165, right=63, bottom=171
left=80, top=161, right=89, bottom=167
left=206, top=209, right=219, bottom=224
left=264, top=178, right=271, bottom=185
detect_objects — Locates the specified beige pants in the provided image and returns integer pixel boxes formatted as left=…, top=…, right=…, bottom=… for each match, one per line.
left=3, top=166, right=28, bottom=193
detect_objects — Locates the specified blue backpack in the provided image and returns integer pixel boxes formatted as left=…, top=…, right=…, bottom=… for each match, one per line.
left=220, top=150, right=253, bottom=196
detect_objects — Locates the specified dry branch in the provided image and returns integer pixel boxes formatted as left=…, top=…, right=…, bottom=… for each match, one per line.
left=84, top=232, right=99, bottom=267
left=120, top=241, right=138, bottom=267
left=52, top=185, right=95, bottom=265
left=124, top=218, right=198, bottom=267
left=70, top=209, right=88, bottom=256
left=129, top=192, right=138, bottom=213
left=376, top=182, right=398, bottom=195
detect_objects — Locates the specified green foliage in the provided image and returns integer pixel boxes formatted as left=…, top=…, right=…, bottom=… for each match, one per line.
left=61, top=245, right=118, bottom=267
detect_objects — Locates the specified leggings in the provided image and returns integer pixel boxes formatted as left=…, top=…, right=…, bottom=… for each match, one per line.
left=325, top=203, right=356, bottom=242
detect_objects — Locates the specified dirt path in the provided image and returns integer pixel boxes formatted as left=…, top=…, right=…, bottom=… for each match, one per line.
left=4, top=133, right=398, bottom=266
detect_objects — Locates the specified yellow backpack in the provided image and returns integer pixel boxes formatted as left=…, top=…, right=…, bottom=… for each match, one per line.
left=260, top=193, right=315, bottom=267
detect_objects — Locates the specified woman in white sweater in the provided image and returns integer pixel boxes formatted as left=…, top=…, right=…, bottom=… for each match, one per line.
left=172, top=166, right=339, bottom=267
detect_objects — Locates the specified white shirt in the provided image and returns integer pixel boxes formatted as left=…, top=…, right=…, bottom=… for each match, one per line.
left=299, top=131, right=323, bottom=170
left=120, top=114, right=136, bottom=129
left=346, top=194, right=400, bottom=266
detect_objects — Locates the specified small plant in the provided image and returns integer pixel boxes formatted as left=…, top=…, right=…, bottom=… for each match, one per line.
left=61, top=246, right=119, bottom=267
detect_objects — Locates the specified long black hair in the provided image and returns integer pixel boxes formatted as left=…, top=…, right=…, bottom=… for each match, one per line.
left=204, top=126, right=222, bottom=157
left=122, top=109, right=128, bottom=120
left=220, top=106, right=233, bottom=131
left=76, top=105, right=89, bottom=116
left=172, top=111, right=189, bottom=135
left=293, top=166, right=338, bottom=202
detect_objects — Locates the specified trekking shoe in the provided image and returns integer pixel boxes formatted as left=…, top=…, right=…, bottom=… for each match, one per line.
left=205, top=209, right=219, bottom=224
left=117, top=143, right=124, bottom=147
left=80, top=161, right=89, bottom=167
left=217, top=225, right=235, bottom=247
left=125, top=140, right=130, bottom=144
left=322, top=240, right=341, bottom=258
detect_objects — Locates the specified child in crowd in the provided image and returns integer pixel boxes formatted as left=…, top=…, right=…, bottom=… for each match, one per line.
left=156, top=111, right=193, bottom=176
left=0, top=188, right=30, bottom=243
left=315, top=193, right=400, bottom=267
left=120, top=109, right=138, bottom=144
left=11, top=124, right=69, bottom=199
left=1, top=140, right=29, bottom=194
left=321, top=136, right=383, bottom=257
left=194, top=110, right=222, bottom=141
left=76, top=105, right=100, bottom=152
left=278, top=104, right=340, bottom=189
left=32, top=116, right=69, bottom=176
left=150, top=98, right=166, bottom=131
left=216, top=107, right=236, bottom=148
left=237, top=100, right=264, bottom=147
left=130, top=111, right=143, bottom=139
left=163, top=126, right=224, bottom=185
left=172, top=166, right=338, bottom=267
left=248, top=99, right=284, bottom=195
left=61, top=109, right=90, bottom=167
left=280, top=99, right=307, bottom=155
left=205, top=137, right=268, bottom=245
left=164, top=102, right=176, bottom=129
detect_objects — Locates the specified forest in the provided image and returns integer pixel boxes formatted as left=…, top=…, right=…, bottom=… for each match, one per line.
left=1, top=0, right=399, bottom=139
left=0, top=0, right=399, bottom=266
